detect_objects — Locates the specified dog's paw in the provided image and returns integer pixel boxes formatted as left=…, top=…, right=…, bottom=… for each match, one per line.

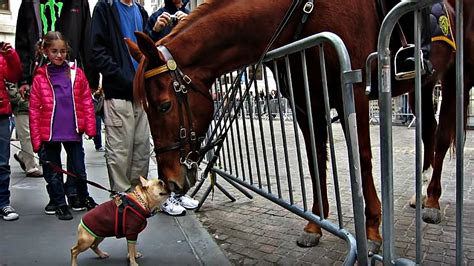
left=127, top=252, right=143, bottom=259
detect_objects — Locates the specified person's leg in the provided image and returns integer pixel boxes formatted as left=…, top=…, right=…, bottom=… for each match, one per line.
left=93, top=114, right=103, bottom=150
left=0, top=117, right=12, bottom=207
left=40, top=142, right=67, bottom=206
left=0, top=116, right=18, bottom=220
left=129, top=104, right=150, bottom=185
left=14, top=114, right=41, bottom=175
left=63, top=141, right=96, bottom=210
left=104, top=99, right=134, bottom=192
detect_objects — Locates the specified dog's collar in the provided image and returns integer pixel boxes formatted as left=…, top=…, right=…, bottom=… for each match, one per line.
left=132, top=190, right=149, bottom=212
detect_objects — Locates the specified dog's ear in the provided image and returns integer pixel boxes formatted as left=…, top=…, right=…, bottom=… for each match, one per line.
left=139, top=176, right=148, bottom=188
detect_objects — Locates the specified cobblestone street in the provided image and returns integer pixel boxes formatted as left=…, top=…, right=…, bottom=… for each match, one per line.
left=193, top=123, right=474, bottom=265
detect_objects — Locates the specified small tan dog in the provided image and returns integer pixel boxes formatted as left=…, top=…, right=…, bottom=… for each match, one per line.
left=71, top=177, right=169, bottom=266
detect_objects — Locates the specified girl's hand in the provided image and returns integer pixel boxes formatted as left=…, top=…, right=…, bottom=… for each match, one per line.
left=0, top=42, right=12, bottom=55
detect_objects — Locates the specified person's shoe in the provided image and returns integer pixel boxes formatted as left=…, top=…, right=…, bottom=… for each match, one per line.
left=69, top=196, right=86, bottom=212
left=26, top=168, right=43, bottom=178
left=55, top=205, right=73, bottom=220
left=83, top=196, right=98, bottom=211
left=1, top=205, right=19, bottom=221
left=160, top=196, right=186, bottom=216
left=13, top=153, right=26, bottom=172
left=174, top=193, right=199, bottom=210
left=44, top=200, right=56, bottom=215
left=96, top=147, right=105, bottom=152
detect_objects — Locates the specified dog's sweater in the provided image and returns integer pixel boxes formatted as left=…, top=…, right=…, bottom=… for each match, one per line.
left=81, top=195, right=150, bottom=242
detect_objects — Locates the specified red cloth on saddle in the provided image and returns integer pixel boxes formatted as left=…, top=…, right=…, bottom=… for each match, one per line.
left=81, top=195, right=149, bottom=241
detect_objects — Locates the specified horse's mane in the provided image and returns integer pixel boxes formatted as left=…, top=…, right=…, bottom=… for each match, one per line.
left=134, top=56, right=149, bottom=108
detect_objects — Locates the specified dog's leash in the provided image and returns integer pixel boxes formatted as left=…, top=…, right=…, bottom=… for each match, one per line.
left=3, top=136, right=118, bottom=195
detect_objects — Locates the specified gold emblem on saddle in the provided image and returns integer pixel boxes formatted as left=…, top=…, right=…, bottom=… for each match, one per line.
left=439, top=15, right=449, bottom=36
left=167, top=60, right=177, bottom=71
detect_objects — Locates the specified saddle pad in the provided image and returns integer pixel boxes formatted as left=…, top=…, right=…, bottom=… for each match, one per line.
left=430, top=3, right=456, bottom=50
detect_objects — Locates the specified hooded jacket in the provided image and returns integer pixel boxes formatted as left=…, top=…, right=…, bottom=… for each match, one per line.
left=90, top=0, right=148, bottom=101
left=15, top=0, right=99, bottom=88
left=29, top=62, right=96, bottom=152
left=0, top=49, right=22, bottom=116
left=146, top=0, right=190, bottom=42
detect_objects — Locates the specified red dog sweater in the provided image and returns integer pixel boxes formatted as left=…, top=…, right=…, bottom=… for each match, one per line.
left=81, top=194, right=150, bottom=242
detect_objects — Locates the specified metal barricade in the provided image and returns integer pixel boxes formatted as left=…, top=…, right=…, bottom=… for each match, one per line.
left=376, top=0, right=465, bottom=265
left=193, top=32, right=367, bottom=265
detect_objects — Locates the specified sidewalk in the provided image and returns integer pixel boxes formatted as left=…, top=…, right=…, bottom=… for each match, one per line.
left=0, top=138, right=230, bottom=266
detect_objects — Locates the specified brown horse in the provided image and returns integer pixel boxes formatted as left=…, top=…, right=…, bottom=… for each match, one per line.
left=406, top=0, right=473, bottom=223
left=126, top=0, right=463, bottom=254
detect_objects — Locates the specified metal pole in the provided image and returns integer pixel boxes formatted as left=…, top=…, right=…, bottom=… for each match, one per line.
left=377, top=0, right=441, bottom=264
left=455, top=0, right=465, bottom=265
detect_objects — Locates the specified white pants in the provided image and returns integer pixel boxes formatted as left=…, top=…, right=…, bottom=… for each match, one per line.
left=104, top=99, right=150, bottom=192
left=14, top=114, right=40, bottom=173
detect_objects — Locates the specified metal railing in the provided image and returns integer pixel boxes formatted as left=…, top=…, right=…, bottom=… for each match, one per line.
left=194, top=32, right=367, bottom=265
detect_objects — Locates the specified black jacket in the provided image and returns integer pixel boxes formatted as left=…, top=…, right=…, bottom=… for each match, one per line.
left=146, top=0, right=190, bottom=42
left=90, top=0, right=148, bottom=101
left=15, top=0, right=99, bottom=88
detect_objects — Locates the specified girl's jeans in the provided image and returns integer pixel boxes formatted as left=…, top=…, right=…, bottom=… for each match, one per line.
left=40, top=141, right=89, bottom=206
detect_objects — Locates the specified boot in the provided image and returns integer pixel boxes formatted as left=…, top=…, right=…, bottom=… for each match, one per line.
left=403, top=7, right=434, bottom=75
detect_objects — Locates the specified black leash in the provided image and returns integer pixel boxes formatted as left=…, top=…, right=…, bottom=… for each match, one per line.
left=3, top=136, right=118, bottom=195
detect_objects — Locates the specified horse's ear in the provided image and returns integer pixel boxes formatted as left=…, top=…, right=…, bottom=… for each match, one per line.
left=134, top=31, right=162, bottom=63
left=124, top=38, right=143, bottom=62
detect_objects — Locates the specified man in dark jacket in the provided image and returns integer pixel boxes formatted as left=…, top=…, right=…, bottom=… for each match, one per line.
left=15, top=0, right=99, bottom=88
left=90, top=0, right=151, bottom=193
left=14, top=0, right=99, bottom=209
left=146, top=0, right=190, bottom=42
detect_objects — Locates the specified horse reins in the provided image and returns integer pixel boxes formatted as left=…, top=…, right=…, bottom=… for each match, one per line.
left=142, top=0, right=315, bottom=170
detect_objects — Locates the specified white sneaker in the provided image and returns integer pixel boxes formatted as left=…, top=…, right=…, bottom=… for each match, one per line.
left=174, top=193, right=199, bottom=210
left=1, top=205, right=19, bottom=221
left=160, top=196, right=186, bottom=216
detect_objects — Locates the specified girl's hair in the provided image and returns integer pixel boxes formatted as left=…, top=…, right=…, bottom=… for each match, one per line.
left=34, top=31, right=70, bottom=62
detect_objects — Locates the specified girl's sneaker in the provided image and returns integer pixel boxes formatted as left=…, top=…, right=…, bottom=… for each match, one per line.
left=1, top=205, right=19, bottom=221
left=44, top=200, right=56, bottom=215
left=55, top=205, right=73, bottom=220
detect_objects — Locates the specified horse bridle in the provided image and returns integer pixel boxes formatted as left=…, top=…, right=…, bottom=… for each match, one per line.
left=143, top=45, right=210, bottom=170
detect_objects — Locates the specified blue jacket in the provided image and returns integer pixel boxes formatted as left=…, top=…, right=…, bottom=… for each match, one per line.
left=145, top=0, right=190, bottom=42
left=90, top=0, right=148, bottom=101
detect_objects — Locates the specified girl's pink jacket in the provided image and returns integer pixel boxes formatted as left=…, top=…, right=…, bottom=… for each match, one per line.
left=0, top=48, right=22, bottom=115
left=29, top=62, right=96, bottom=152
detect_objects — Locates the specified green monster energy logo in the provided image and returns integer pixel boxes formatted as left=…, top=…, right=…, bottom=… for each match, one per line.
left=40, top=0, right=63, bottom=35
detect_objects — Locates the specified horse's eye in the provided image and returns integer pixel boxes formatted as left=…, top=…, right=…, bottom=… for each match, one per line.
left=159, top=102, right=171, bottom=113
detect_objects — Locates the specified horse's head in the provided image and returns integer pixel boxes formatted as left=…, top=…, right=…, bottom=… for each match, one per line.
left=126, top=32, right=215, bottom=194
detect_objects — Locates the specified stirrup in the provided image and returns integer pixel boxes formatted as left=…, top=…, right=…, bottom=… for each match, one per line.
left=394, top=44, right=426, bottom=81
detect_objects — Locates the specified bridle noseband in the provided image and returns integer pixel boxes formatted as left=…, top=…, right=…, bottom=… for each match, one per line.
left=144, top=45, right=206, bottom=170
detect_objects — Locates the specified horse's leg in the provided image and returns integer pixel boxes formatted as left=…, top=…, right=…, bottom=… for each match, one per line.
left=296, top=112, right=330, bottom=247
left=423, top=69, right=472, bottom=224
left=408, top=80, right=438, bottom=208
left=353, top=91, right=382, bottom=254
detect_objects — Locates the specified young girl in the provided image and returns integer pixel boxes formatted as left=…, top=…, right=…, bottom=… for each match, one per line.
left=29, top=31, right=97, bottom=221
left=0, top=41, right=22, bottom=221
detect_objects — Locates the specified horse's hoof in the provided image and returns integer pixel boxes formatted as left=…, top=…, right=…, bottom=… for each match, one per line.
left=296, top=231, right=321, bottom=247
left=367, top=240, right=382, bottom=256
left=423, top=208, right=441, bottom=224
